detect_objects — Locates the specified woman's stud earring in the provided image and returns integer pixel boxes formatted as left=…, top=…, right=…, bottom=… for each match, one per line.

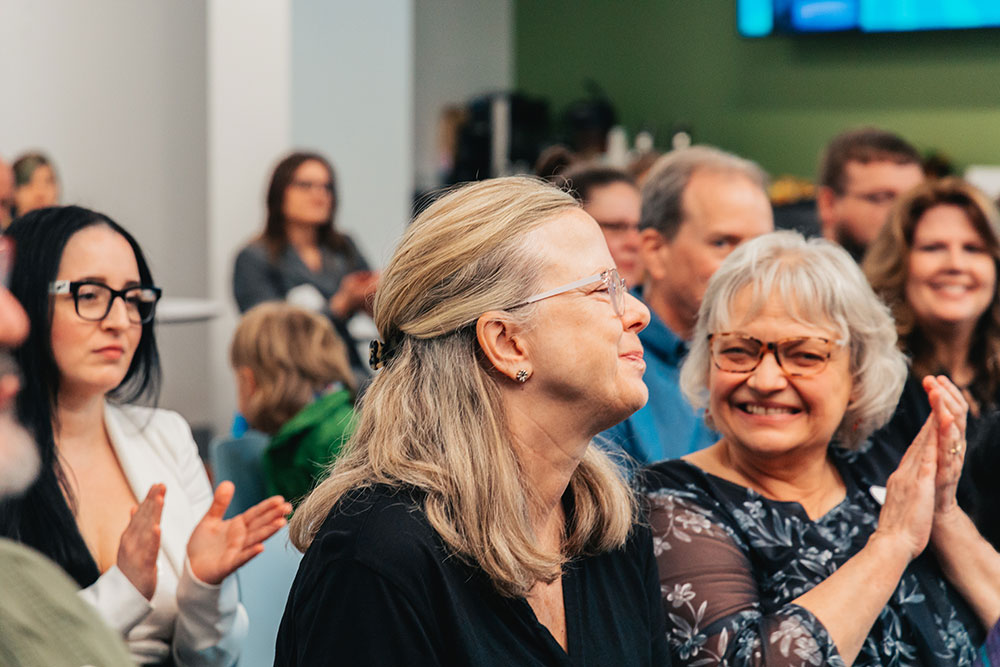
left=516, top=369, right=530, bottom=383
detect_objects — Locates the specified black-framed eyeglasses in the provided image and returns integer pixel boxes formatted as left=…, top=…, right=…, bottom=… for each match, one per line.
left=707, top=332, right=843, bottom=377
left=49, top=280, right=162, bottom=324
left=513, top=268, right=626, bottom=318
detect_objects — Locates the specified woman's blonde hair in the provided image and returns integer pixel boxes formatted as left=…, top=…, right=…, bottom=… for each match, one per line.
left=864, top=177, right=1000, bottom=410
left=230, top=302, right=356, bottom=434
left=289, top=176, right=636, bottom=597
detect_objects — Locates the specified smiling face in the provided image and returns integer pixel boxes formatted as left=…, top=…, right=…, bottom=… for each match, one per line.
left=905, top=204, right=997, bottom=333
left=522, top=208, right=651, bottom=434
left=709, top=288, right=853, bottom=460
left=283, top=159, right=334, bottom=226
left=50, top=225, right=144, bottom=400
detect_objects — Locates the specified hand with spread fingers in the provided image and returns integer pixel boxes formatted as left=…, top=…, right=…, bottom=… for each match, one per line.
left=117, top=483, right=166, bottom=601
left=186, top=481, right=292, bottom=586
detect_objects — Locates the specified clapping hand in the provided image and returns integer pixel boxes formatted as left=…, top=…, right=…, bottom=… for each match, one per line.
left=876, top=412, right=939, bottom=561
left=118, top=483, right=166, bottom=600
left=187, top=481, right=292, bottom=585
left=923, top=375, right=968, bottom=516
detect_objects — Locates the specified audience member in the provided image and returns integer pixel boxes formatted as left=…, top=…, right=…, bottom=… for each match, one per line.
left=865, top=178, right=1000, bottom=548
left=233, top=151, right=377, bottom=379
left=0, top=206, right=291, bottom=665
left=276, top=177, right=668, bottom=665
left=230, top=302, right=357, bottom=506
left=534, top=144, right=576, bottom=182
left=12, top=151, right=59, bottom=216
left=0, top=156, right=14, bottom=229
left=0, top=235, right=134, bottom=666
left=645, top=232, right=992, bottom=665
left=601, top=146, right=773, bottom=465
left=816, top=127, right=923, bottom=261
left=560, top=163, right=644, bottom=286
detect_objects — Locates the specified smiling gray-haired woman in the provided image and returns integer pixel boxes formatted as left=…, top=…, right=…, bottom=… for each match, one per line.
left=276, top=176, right=670, bottom=666
left=643, top=231, right=1000, bottom=666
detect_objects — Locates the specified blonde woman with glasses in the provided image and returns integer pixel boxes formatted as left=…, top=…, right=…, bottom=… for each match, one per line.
left=276, top=177, right=669, bottom=665
left=643, top=231, right=1000, bottom=666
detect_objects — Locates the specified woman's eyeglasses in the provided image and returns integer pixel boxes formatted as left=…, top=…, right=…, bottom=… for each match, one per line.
left=708, top=333, right=842, bottom=377
left=514, top=268, right=626, bottom=318
left=49, top=280, right=162, bottom=324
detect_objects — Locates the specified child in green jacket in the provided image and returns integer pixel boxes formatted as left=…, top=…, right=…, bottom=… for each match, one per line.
left=231, top=303, right=357, bottom=506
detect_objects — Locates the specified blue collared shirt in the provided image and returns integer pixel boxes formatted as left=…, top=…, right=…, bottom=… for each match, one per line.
left=598, top=287, right=717, bottom=465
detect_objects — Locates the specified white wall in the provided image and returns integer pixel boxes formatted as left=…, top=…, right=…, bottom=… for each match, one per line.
left=291, top=0, right=415, bottom=269
left=206, top=0, right=293, bottom=434
left=0, top=0, right=514, bottom=438
left=0, top=0, right=212, bottom=428
left=413, top=0, right=514, bottom=191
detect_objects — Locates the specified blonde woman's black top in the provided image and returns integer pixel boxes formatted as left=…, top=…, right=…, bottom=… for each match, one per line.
left=275, top=484, right=671, bottom=666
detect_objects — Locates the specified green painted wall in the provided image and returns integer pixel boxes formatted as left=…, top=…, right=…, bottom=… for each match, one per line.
left=514, top=0, right=1000, bottom=180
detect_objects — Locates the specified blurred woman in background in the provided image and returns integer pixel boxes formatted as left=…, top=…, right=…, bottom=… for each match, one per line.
left=232, top=151, right=377, bottom=378
left=12, top=151, right=59, bottom=216
left=865, top=177, right=1000, bottom=547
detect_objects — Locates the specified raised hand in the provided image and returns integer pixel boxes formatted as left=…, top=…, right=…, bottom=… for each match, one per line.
left=186, top=481, right=292, bottom=585
left=923, top=375, right=968, bottom=516
left=875, top=414, right=938, bottom=561
left=118, top=483, right=165, bottom=600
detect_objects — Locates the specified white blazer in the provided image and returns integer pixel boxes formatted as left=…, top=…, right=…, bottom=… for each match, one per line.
left=77, top=402, right=248, bottom=666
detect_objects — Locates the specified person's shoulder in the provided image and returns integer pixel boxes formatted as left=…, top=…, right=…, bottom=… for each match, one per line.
left=639, top=457, right=702, bottom=493
left=106, top=403, right=188, bottom=435
left=306, top=484, right=446, bottom=576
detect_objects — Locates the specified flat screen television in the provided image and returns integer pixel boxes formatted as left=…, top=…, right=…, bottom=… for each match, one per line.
left=738, top=0, right=1000, bottom=37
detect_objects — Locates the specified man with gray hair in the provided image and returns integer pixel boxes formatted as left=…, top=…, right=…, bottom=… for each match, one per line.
left=601, top=145, right=774, bottom=464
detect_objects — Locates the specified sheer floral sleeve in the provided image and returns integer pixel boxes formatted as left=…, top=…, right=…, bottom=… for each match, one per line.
left=647, top=489, right=845, bottom=667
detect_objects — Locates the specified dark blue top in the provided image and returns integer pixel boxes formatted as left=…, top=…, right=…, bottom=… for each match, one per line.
left=600, top=287, right=717, bottom=465
left=641, top=439, right=984, bottom=666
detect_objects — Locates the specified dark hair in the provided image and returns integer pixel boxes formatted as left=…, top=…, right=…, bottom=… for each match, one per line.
left=262, top=151, right=353, bottom=259
left=0, top=205, right=161, bottom=586
left=818, top=127, right=921, bottom=194
left=11, top=151, right=55, bottom=187
left=558, top=164, right=635, bottom=204
left=864, top=178, right=1000, bottom=409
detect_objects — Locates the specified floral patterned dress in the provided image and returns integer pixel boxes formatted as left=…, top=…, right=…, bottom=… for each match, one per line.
left=641, top=441, right=984, bottom=666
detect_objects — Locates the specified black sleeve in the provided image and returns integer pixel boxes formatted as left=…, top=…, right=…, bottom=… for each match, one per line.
left=232, top=246, right=285, bottom=313
left=638, top=523, right=673, bottom=665
left=275, top=558, right=442, bottom=666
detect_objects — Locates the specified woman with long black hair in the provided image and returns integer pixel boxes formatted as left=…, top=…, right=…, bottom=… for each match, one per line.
left=0, top=206, right=290, bottom=666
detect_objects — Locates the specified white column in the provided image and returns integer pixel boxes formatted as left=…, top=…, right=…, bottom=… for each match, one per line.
left=207, top=0, right=292, bottom=433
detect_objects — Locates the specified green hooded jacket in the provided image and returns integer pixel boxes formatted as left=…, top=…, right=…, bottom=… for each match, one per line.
left=261, top=387, right=356, bottom=505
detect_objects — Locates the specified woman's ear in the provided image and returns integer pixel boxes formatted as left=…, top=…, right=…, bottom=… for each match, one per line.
left=476, top=311, right=530, bottom=383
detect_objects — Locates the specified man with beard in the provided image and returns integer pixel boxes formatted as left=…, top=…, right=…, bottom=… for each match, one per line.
left=816, top=127, right=924, bottom=262
left=0, top=237, right=131, bottom=666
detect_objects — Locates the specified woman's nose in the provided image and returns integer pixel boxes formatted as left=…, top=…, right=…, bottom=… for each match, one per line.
left=746, top=350, right=788, bottom=392
left=622, top=292, right=650, bottom=333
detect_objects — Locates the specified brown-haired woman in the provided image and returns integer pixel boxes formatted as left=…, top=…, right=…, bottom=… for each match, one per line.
left=232, top=151, right=377, bottom=376
left=865, top=176, right=1000, bottom=547
left=230, top=302, right=357, bottom=506
left=274, top=176, right=668, bottom=665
